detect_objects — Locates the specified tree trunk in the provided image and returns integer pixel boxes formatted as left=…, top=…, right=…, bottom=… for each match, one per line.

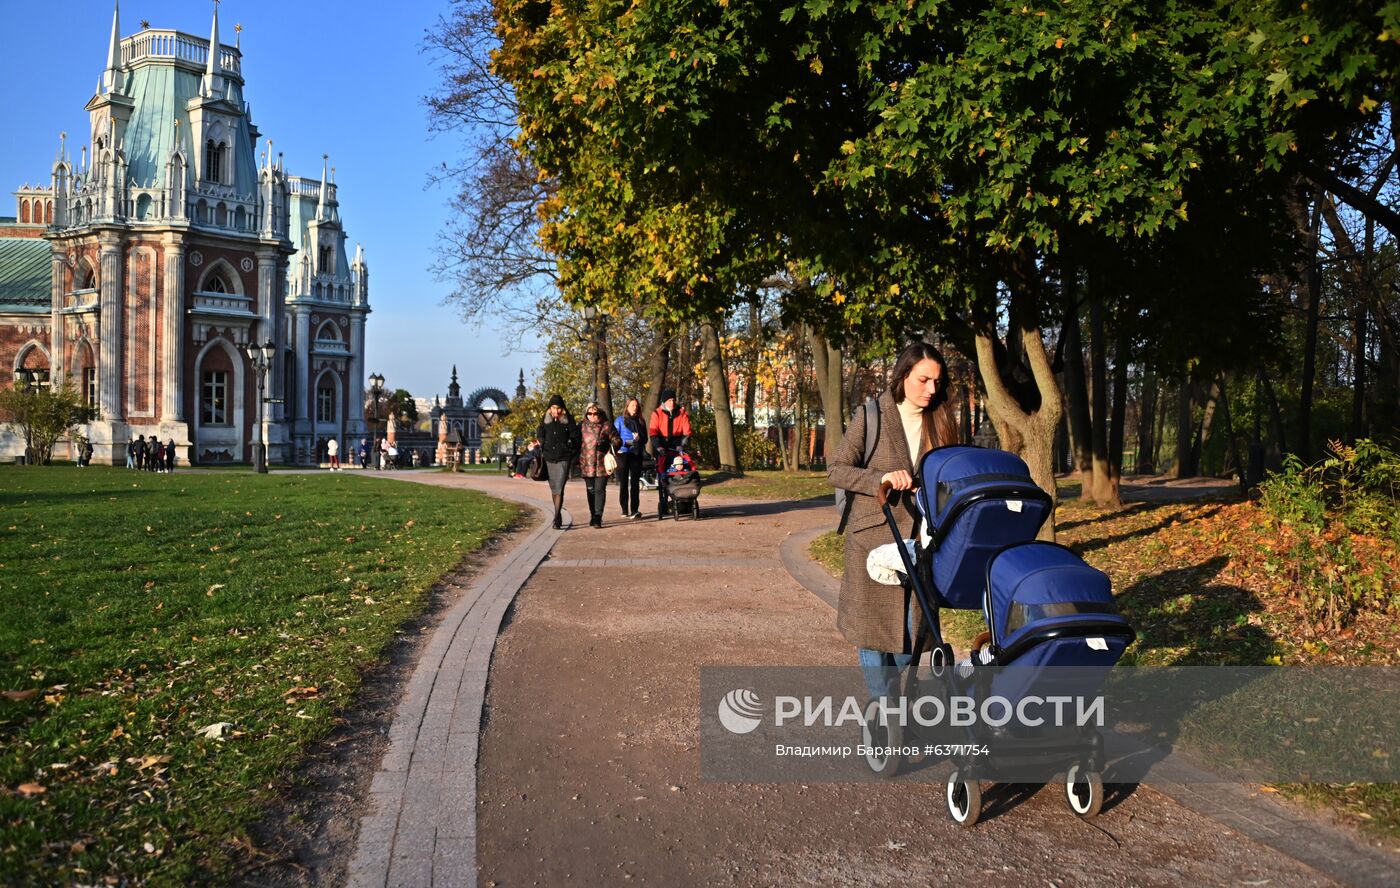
left=807, top=326, right=844, bottom=464
left=745, top=294, right=760, bottom=428
left=972, top=269, right=1064, bottom=541
left=792, top=324, right=805, bottom=470
left=1191, top=379, right=1221, bottom=474
left=1176, top=379, right=1195, bottom=478
left=595, top=316, right=613, bottom=420
left=643, top=324, right=671, bottom=455
left=1259, top=372, right=1289, bottom=466
left=1354, top=216, right=1373, bottom=441
left=676, top=324, right=694, bottom=409
left=1152, top=380, right=1169, bottom=475
left=1088, top=290, right=1115, bottom=504
left=1299, top=190, right=1323, bottom=461
left=700, top=320, right=740, bottom=473
left=1106, top=322, right=1129, bottom=504
left=1216, top=375, right=1247, bottom=493
left=1136, top=366, right=1158, bottom=475
left=1060, top=276, right=1093, bottom=476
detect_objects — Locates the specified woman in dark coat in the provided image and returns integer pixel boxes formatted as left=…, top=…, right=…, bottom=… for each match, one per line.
left=537, top=394, right=582, bottom=529
left=827, top=342, right=959, bottom=699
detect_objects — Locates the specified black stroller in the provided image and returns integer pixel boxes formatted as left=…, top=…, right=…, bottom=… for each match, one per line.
left=658, top=447, right=701, bottom=520
left=862, top=445, right=1134, bottom=826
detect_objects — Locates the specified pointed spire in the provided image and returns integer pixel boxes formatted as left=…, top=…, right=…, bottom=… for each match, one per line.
left=103, top=1, right=123, bottom=94
left=452, top=365, right=459, bottom=384
left=316, top=153, right=329, bottom=220
left=201, top=1, right=224, bottom=98
left=206, top=2, right=221, bottom=78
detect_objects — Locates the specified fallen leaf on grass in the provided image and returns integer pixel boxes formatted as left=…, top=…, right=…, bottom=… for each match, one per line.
left=1, top=689, right=39, bottom=701
left=16, top=783, right=45, bottom=796
left=126, top=755, right=172, bottom=770
left=196, top=722, right=233, bottom=740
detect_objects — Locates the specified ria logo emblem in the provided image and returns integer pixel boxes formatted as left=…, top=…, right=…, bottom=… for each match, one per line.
left=717, top=688, right=763, bottom=735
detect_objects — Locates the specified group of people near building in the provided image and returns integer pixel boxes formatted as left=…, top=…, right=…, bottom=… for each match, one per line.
left=124, top=435, right=177, bottom=473
left=528, top=389, right=692, bottom=529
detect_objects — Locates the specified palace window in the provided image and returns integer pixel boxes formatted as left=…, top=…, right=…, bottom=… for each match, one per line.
left=201, top=370, right=228, bottom=424
left=83, top=367, right=97, bottom=406
left=205, top=140, right=225, bottom=184
left=206, top=274, right=227, bottom=294
left=318, top=246, right=332, bottom=275
left=316, top=385, right=336, bottom=423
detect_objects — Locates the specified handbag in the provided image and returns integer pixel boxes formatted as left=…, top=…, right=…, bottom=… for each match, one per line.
left=603, top=447, right=619, bottom=476
left=529, top=455, right=548, bottom=481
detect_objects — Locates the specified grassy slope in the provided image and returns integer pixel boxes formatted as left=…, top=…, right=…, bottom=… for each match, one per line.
left=0, top=467, right=520, bottom=886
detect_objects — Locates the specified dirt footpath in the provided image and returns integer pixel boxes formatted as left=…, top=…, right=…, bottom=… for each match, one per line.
left=474, top=489, right=1337, bottom=887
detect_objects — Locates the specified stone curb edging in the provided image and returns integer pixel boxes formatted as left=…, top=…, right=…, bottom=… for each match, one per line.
left=345, top=486, right=559, bottom=888
left=777, top=525, right=1398, bottom=888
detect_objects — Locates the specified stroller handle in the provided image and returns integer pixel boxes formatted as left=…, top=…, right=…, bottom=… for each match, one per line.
left=876, top=478, right=918, bottom=506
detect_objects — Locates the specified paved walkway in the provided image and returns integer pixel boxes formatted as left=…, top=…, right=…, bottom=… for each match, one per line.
left=344, top=472, right=560, bottom=888
left=342, top=470, right=1397, bottom=887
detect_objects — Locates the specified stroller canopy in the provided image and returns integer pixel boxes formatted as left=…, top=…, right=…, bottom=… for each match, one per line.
left=915, top=446, right=1053, bottom=609
left=987, top=542, right=1130, bottom=656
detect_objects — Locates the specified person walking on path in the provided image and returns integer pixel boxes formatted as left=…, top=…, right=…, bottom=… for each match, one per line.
left=579, top=403, right=622, bottom=528
left=146, top=436, right=160, bottom=472
left=647, top=388, right=693, bottom=518
left=613, top=397, right=647, bottom=519
left=359, top=438, right=370, bottom=469
left=328, top=437, right=340, bottom=471
left=537, top=394, right=582, bottom=529
left=827, top=341, right=958, bottom=700
left=165, top=438, right=176, bottom=473
left=125, top=438, right=136, bottom=469
left=134, top=435, right=146, bottom=471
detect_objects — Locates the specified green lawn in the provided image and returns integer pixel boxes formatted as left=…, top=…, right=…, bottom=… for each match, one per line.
left=0, top=467, right=521, bottom=886
left=703, top=469, right=831, bottom=501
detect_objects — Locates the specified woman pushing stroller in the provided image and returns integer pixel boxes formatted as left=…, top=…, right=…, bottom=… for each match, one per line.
left=827, top=342, right=958, bottom=700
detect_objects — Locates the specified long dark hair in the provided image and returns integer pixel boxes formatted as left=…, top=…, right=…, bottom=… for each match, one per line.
left=621, top=397, right=645, bottom=434
left=889, top=341, right=958, bottom=449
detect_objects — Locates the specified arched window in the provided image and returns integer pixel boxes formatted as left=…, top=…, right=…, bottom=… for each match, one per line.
left=45, top=201, right=52, bottom=224
left=20, top=201, right=29, bottom=224
left=206, top=274, right=227, bottom=294
left=135, top=193, right=152, bottom=221
left=79, top=264, right=97, bottom=290
left=318, top=245, right=332, bottom=274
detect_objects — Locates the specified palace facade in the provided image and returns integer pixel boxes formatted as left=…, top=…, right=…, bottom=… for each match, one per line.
left=0, top=3, right=370, bottom=464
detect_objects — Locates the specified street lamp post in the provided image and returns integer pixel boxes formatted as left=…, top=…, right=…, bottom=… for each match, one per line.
left=368, top=372, right=385, bottom=469
left=245, top=340, right=275, bottom=473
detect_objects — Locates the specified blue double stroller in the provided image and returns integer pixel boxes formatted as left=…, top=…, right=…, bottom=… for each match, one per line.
left=862, top=445, right=1135, bottom=826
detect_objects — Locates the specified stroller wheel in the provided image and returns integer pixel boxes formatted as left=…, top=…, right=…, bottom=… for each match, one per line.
left=946, top=769, right=982, bottom=827
left=1064, top=764, right=1104, bottom=818
left=860, top=698, right=902, bottom=779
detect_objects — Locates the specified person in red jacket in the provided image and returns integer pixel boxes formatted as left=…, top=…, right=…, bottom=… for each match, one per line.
left=647, top=388, right=693, bottom=518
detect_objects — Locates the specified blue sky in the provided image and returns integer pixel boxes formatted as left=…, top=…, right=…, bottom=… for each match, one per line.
left=0, top=0, right=542, bottom=402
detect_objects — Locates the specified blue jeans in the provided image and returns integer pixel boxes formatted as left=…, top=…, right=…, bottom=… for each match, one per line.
left=857, top=599, right=919, bottom=699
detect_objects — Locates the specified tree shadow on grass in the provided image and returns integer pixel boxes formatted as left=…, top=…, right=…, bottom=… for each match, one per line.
left=1068, top=504, right=1226, bottom=558
left=1057, top=501, right=1158, bottom=533
left=1115, top=555, right=1275, bottom=666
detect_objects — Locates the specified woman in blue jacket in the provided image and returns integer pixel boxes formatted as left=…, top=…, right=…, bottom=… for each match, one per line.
left=613, top=397, right=647, bottom=519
